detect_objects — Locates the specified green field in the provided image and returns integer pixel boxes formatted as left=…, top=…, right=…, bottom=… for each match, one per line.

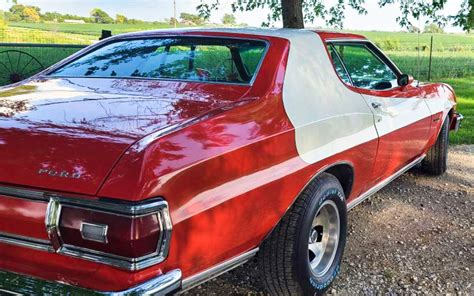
left=8, top=22, right=181, bottom=36
left=443, top=77, right=474, bottom=144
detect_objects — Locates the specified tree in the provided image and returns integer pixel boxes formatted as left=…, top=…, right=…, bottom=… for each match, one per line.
left=424, top=23, right=445, bottom=33
left=8, top=4, right=41, bottom=22
left=22, top=6, right=40, bottom=22
left=222, top=13, right=236, bottom=25
left=90, top=8, right=113, bottom=24
left=197, top=0, right=473, bottom=31
left=169, top=17, right=178, bottom=26
left=115, top=14, right=128, bottom=24
left=42, top=12, right=65, bottom=22
left=452, top=0, right=474, bottom=32
left=180, top=12, right=204, bottom=25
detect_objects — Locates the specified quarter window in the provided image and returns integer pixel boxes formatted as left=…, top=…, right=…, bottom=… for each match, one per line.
left=327, top=45, right=351, bottom=85
left=329, top=43, right=398, bottom=90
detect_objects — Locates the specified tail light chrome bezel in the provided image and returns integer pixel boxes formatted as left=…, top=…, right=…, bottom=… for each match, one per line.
left=45, top=195, right=172, bottom=271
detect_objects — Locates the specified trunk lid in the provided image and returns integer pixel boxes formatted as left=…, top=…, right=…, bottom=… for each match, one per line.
left=0, top=78, right=248, bottom=195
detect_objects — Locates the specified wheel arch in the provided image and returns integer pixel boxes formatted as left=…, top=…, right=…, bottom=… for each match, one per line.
left=259, top=161, right=354, bottom=246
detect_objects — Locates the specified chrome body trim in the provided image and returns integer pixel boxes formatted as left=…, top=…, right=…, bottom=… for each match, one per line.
left=180, top=248, right=259, bottom=293
left=0, top=185, right=172, bottom=271
left=0, top=231, right=54, bottom=252
left=347, top=154, right=425, bottom=210
left=0, top=269, right=182, bottom=296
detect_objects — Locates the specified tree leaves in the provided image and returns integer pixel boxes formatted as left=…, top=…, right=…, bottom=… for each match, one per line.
left=197, top=0, right=473, bottom=31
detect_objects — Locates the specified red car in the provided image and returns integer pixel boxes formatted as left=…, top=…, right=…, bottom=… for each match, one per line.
left=0, top=29, right=463, bottom=295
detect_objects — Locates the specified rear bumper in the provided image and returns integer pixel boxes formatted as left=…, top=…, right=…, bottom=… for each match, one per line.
left=0, top=269, right=182, bottom=295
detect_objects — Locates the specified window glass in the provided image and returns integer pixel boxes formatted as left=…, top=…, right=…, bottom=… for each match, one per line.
left=50, top=37, right=267, bottom=84
left=333, top=44, right=397, bottom=90
left=327, top=45, right=351, bottom=85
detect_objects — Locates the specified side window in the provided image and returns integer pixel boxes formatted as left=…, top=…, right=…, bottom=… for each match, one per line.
left=332, top=43, right=397, bottom=90
left=327, top=45, right=351, bottom=85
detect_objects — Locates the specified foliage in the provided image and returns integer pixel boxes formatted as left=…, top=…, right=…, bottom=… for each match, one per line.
left=42, top=12, right=66, bottom=22
left=222, top=13, right=236, bottom=25
left=198, top=0, right=473, bottom=31
left=22, top=6, right=40, bottom=22
left=424, top=23, right=445, bottom=33
left=450, top=0, right=474, bottom=32
left=375, top=39, right=401, bottom=51
left=115, top=14, right=128, bottom=24
left=169, top=17, right=178, bottom=26
left=7, top=4, right=41, bottom=23
left=90, top=8, right=113, bottom=24
left=180, top=12, right=204, bottom=25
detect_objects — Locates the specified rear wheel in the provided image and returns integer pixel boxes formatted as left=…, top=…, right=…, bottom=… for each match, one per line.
left=422, top=117, right=449, bottom=175
left=258, top=173, right=347, bottom=295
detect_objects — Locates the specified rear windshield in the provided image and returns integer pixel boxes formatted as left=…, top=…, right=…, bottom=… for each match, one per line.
left=49, top=37, right=267, bottom=84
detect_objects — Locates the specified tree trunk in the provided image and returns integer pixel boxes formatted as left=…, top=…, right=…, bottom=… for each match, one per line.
left=281, top=0, right=304, bottom=28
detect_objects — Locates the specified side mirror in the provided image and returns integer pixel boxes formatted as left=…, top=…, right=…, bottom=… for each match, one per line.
left=397, top=74, right=413, bottom=87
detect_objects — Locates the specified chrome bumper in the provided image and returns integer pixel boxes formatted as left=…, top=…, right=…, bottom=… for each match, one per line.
left=454, top=112, right=464, bottom=132
left=0, top=269, right=182, bottom=295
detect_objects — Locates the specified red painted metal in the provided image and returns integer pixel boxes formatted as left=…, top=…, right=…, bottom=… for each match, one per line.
left=0, top=30, right=456, bottom=292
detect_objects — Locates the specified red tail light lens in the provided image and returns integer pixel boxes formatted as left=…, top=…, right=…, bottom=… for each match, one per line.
left=45, top=197, right=171, bottom=270
left=59, top=207, right=161, bottom=258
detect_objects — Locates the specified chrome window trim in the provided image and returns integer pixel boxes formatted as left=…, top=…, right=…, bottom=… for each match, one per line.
left=44, top=35, right=271, bottom=87
left=326, top=43, right=354, bottom=86
left=326, top=39, right=404, bottom=91
left=0, top=185, right=172, bottom=271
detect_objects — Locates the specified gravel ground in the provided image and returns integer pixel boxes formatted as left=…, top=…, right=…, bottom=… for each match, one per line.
left=186, top=145, right=473, bottom=295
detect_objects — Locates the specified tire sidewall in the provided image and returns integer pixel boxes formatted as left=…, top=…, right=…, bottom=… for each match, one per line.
left=295, top=180, right=347, bottom=295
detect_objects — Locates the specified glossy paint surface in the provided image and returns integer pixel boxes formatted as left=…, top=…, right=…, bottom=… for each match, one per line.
left=0, top=195, right=49, bottom=240
left=0, top=78, right=249, bottom=195
left=0, top=29, right=457, bottom=292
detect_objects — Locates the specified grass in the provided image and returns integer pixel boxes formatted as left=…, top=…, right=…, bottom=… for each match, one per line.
left=387, top=51, right=474, bottom=80
left=8, top=22, right=186, bottom=36
left=441, top=77, right=474, bottom=144
left=0, top=26, right=96, bottom=44
left=349, top=30, right=474, bottom=51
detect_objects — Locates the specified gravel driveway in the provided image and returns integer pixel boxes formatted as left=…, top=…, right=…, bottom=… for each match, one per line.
left=186, top=145, right=473, bottom=295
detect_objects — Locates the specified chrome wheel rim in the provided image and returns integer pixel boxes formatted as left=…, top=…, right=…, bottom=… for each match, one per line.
left=308, top=200, right=340, bottom=277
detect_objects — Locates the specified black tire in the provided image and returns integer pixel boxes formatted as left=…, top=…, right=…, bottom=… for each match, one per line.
left=258, top=173, right=348, bottom=296
left=422, top=117, right=449, bottom=175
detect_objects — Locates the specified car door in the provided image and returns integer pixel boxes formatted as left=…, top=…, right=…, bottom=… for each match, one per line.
left=327, top=41, right=432, bottom=184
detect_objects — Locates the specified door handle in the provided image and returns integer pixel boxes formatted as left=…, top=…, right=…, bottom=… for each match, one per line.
left=371, top=102, right=382, bottom=109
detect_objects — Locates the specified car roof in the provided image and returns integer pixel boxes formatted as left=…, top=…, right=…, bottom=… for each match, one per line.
left=112, top=28, right=367, bottom=42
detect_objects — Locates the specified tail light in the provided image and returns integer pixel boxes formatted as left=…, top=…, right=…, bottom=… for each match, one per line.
left=45, top=196, right=172, bottom=270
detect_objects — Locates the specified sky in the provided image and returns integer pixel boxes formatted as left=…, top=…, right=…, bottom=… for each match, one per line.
left=0, top=0, right=466, bottom=32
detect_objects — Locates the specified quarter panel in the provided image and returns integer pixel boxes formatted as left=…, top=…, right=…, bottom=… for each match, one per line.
left=280, top=31, right=378, bottom=164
